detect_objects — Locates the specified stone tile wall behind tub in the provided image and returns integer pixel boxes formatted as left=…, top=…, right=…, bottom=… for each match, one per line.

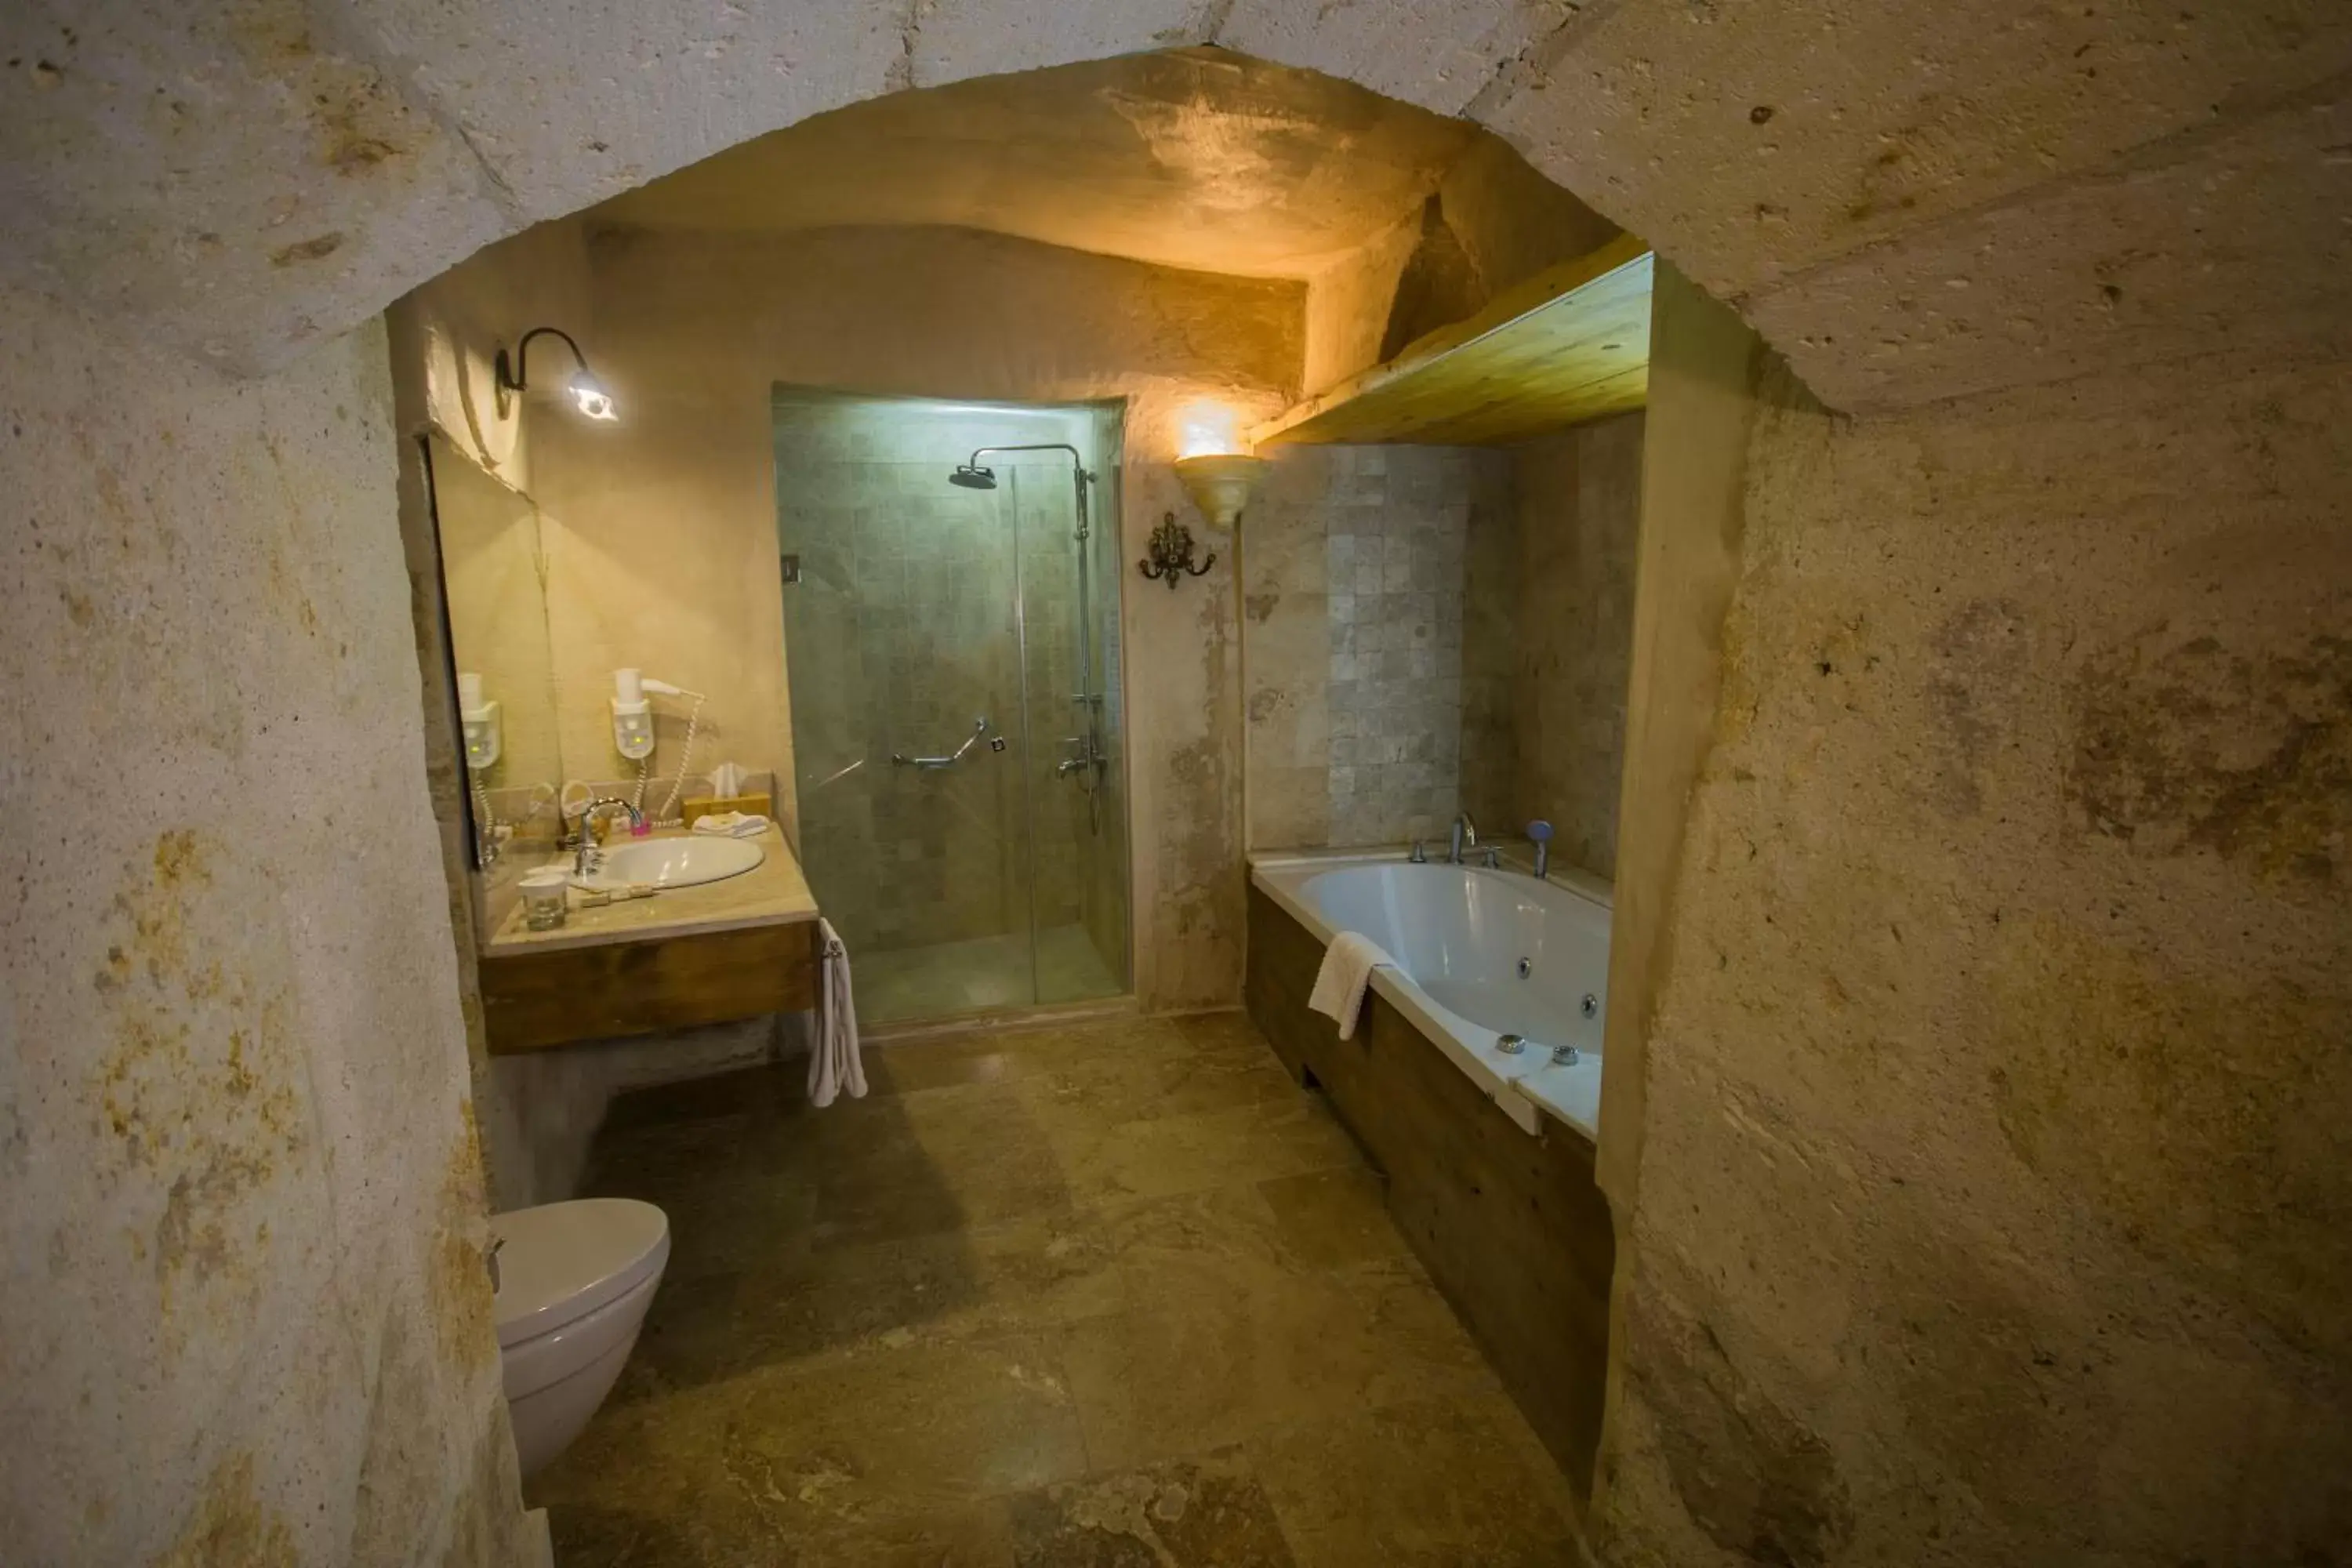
left=1247, top=445, right=1514, bottom=850
left=1491, top=412, right=1643, bottom=880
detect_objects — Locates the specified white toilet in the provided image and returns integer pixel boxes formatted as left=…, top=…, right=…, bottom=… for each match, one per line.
left=491, top=1197, right=671, bottom=1477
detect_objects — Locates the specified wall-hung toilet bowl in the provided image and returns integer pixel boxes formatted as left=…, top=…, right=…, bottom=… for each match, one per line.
left=492, top=1197, right=670, bottom=1478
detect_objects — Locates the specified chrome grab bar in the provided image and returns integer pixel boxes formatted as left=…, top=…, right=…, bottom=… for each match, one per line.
left=892, top=716, right=990, bottom=770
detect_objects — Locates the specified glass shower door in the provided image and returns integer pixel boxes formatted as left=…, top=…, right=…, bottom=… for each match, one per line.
left=775, top=391, right=1129, bottom=1026
left=1007, top=459, right=1129, bottom=1005
left=781, top=461, right=1034, bottom=1023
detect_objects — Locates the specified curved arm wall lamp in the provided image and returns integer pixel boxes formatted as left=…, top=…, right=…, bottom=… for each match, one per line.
left=493, top=326, right=617, bottom=422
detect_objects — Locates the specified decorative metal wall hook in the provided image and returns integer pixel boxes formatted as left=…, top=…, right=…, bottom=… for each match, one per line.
left=1138, top=512, right=1214, bottom=590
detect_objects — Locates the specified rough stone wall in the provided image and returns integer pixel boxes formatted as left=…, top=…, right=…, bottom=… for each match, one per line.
left=15, top=3, right=2339, bottom=419
left=1595, top=350, right=2352, bottom=1566
left=0, top=285, right=530, bottom=1560
left=1300, top=134, right=1621, bottom=399
left=7, top=5, right=2350, bottom=1563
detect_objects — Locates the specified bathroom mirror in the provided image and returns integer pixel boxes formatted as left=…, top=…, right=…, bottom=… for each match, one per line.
left=426, top=432, right=566, bottom=875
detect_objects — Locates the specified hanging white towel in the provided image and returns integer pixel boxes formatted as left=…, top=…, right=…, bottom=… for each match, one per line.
left=1308, top=931, right=1392, bottom=1040
left=808, top=918, right=867, bottom=1109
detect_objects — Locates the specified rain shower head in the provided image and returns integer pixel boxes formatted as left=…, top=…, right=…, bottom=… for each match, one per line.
left=948, top=463, right=997, bottom=490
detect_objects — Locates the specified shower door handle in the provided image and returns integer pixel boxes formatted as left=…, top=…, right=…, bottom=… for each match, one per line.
left=892, top=717, right=990, bottom=770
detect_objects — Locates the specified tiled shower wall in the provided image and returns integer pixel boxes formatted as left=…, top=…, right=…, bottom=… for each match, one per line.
left=1246, top=445, right=1515, bottom=849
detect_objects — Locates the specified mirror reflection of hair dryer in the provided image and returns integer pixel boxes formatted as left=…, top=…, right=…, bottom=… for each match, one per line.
left=611, top=667, right=655, bottom=759
left=458, top=671, right=501, bottom=771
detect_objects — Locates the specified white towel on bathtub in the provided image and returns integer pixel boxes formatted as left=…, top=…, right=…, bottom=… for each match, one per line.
left=808, top=919, right=867, bottom=1109
left=1308, top=931, right=1392, bottom=1040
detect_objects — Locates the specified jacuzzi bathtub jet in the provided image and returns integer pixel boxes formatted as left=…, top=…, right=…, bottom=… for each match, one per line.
left=1250, top=854, right=1610, bottom=1135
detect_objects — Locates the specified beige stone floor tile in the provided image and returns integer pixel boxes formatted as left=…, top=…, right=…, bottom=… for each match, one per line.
left=800, top=1501, right=1023, bottom=1567
left=532, top=1372, right=766, bottom=1559
left=717, top=1332, right=1091, bottom=1530
left=773, top=1501, right=1022, bottom=1567
left=580, top=1108, right=755, bottom=1200
left=1043, top=1094, right=1364, bottom=1207
left=546, top=1492, right=1020, bottom=1568
left=862, top=1034, right=1030, bottom=1095
left=1058, top=1249, right=1494, bottom=1472
left=858, top=1011, right=1171, bottom=1092
left=625, top=1207, right=1128, bottom=1397
left=986, top=1014, right=1193, bottom=1073
left=1085, top=1182, right=1334, bottom=1323
left=1253, top=1167, right=1414, bottom=1270
left=1247, top=1392, right=1583, bottom=1566
left=811, top=1080, right=1080, bottom=1247
left=648, top=1164, right=820, bottom=1280
left=1012, top=1031, right=1299, bottom=1128
left=1002, top=1446, right=1297, bottom=1566
left=539, top=1014, right=1579, bottom=1566
left=546, top=1396, right=1024, bottom=1568
left=1166, top=1008, right=1286, bottom=1063
left=541, top=1330, right=1090, bottom=1548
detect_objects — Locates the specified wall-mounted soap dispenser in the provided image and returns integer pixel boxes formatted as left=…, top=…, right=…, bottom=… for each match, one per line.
left=459, top=672, right=502, bottom=771
left=611, top=668, right=655, bottom=760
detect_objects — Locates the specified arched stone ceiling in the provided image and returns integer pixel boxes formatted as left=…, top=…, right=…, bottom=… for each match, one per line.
left=592, top=49, right=1479, bottom=281
left=2, top=0, right=2347, bottom=409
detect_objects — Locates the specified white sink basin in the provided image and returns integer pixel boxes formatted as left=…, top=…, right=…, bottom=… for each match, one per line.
left=571, top=835, right=764, bottom=892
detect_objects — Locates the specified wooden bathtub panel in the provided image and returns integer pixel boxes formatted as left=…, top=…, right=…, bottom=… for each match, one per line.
left=1245, top=883, right=1617, bottom=1508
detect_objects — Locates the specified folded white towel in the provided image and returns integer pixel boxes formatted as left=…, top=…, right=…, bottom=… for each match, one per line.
left=1308, top=931, right=1392, bottom=1040
left=808, top=918, right=867, bottom=1109
left=691, top=811, right=771, bottom=839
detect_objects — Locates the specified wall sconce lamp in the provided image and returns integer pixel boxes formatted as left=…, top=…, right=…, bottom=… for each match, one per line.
left=1138, top=512, right=1216, bottom=590
left=494, top=326, right=617, bottom=422
left=1173, top=452, right=1270, bottom=532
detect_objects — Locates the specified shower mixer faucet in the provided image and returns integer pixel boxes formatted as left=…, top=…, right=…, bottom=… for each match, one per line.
left=942, top=445, right=1111, bottom=836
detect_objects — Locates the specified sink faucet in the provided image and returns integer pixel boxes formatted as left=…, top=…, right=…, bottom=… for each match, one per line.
left=1447, top=811, right=1478, bottom=865
left=572, top=797, right=644, bottom=877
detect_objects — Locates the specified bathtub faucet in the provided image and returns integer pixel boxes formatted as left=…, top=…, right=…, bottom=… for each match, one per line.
left=1447, top=812, right=1478, bottom=865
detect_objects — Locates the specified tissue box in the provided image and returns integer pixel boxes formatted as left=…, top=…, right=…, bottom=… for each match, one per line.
left=681, top=793, right=773, bottom=828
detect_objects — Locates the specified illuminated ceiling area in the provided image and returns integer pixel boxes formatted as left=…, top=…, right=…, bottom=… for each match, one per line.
left=597, top=49, right=1485, bottom=280
left=593, top=47, right=1645, bottom=441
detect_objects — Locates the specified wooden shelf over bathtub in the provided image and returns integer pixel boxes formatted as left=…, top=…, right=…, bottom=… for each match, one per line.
left=1250, top=234, right=1653, bottom=448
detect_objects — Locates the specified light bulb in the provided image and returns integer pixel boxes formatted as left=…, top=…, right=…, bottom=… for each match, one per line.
left=1176, top=399, right=1243, bottom=460
left=568, top=371, right=617, bottom=422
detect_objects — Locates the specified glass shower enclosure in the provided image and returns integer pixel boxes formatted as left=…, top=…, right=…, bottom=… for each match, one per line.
left=773, top=389, right=1130, bottom=1025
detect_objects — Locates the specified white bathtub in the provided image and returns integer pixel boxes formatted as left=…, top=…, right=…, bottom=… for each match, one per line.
left=1250, top=851, right=1610, bottom=1137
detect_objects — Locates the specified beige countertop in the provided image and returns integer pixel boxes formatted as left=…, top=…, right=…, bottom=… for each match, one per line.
left=481, top=826, right=818, bottom=956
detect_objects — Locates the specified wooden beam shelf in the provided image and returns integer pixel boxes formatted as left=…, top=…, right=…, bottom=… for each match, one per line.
left=1253, top=234, right=1653, bottom=448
